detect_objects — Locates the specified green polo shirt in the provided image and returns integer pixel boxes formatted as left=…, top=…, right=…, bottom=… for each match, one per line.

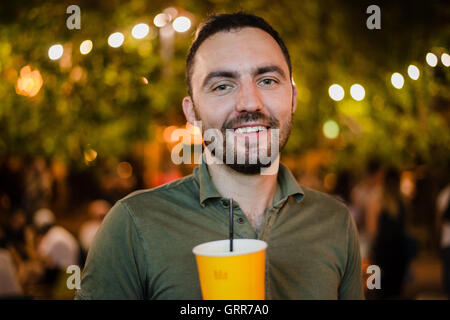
left=75, top=161, right=364, bottom=300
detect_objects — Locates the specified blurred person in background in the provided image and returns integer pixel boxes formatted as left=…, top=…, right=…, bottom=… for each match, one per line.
left=4, top=209, right=28, bottom=260
left=350, top=159, right=384, bottom=235
left=33, top=208, right=80, bottom=298
left=0, top=226, right=23, bottom=298
left=370, top=167, right=417, bottom=299
left=23, top=158, right=53, bottom=215
left=436, top=184, right=450, bottom=299
left=4, top=210, right=44, bottom=299
left=33, top=208, right=79, bottom=270
left=350, top=160, right=384, bottom=287
left=78, top=200, right=111, bottom=266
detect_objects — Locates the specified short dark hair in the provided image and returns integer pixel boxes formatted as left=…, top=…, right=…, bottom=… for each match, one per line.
left=185, top=12, right=292, bottom=98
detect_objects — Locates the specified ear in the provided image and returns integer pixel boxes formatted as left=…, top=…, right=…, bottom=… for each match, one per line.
left=291, top=84, right=298, bottom=113
left=182, top=96, right=197, bottom=125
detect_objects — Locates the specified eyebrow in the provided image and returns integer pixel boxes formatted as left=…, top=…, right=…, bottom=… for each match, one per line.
left=201, top=65, right=287, bottom=89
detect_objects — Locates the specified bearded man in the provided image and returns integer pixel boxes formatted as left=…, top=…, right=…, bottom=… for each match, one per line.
left=76, top=12, right=364, bottom=300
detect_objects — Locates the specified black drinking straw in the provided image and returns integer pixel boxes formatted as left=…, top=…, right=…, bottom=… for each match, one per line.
left=229, top=198, right=234, bottom=252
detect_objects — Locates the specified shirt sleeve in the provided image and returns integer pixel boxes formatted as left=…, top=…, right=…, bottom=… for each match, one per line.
left=338, top=213, right=365, bottom=300
left=75, top=201, right=148, bottom=299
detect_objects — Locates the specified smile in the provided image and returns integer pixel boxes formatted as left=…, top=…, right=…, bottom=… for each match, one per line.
left=232, top=125, right=269, bottom=134
left=234, top=126, right=267, bottom=134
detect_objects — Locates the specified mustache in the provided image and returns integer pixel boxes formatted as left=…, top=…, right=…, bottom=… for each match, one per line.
left=222, top=112, right=279, bottom=131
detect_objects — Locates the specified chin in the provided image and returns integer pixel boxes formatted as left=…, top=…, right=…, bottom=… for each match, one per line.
left=226, top=162, right=271, bottom=175
left=225, top=149, right=279, bottom=175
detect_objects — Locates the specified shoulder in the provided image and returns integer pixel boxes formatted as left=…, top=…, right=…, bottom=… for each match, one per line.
left=123, top=174, right=195, bottom=201
left=301, top=185, right=349, bottom=215
left=109, top=174, right=198, bottom=219
left=298, top=185, right=354, bottom=231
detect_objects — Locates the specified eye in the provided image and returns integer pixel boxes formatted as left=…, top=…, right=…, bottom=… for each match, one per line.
left=258, top=78, right=278, bottom=87
left=214, top=84, right=230, bottom=91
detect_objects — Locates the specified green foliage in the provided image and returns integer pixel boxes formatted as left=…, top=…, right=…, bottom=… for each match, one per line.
left=0, top=0, right=448, bottom=179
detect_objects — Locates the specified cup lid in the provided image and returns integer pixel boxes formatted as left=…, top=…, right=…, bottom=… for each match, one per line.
left=192, top=239, right=267, bottom=257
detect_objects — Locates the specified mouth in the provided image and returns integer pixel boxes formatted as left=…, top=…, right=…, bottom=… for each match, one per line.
left=232, top=123, right=270, bottom=134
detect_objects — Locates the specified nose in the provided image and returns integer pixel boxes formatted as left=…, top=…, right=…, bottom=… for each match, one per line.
left=235, top=80, right=262, bottom=113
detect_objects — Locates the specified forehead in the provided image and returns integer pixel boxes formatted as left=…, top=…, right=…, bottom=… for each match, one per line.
left=192, top=27, right=288, bottom=83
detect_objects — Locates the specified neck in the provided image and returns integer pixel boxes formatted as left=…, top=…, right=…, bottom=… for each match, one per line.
left=204, top=148, right=279, bottom=231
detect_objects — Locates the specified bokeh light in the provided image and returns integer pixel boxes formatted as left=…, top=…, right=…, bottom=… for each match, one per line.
left=350, top=84, right=365, bottom=101
left=400, top=171, right=416, bottom=198
left=48, top=44, right=63, bottom=60
left=407, top=65, right=420, bottom=80
left=324, top=173, right=337, bottom=191
left=15, top=65, right=43, bottom=97
left=117, top=161, right=133, bottom=179
left=172, top=16, right=191, bottom=32
left=163, top=126, right=178, bottom=143
left=79, top=40, right=93, bottom=55
left=328, top=84, right=345, bottom=101
left=323, top=120, right=340, bottom=139
left=154, top=13, right=170, bottom=27
left=441, top=53, right=450, bottom=67
left=108, top=32, right=124, bottom=48
left=70, top=66, right=85, bottom=82
left=391, top=72, right=404, bottom=89
left=132, top=23, right=150, bottom=39
left=425, top=52, right=438, bottom=67
left=84, top=148, right=98, bottom=163
left=163, top=7, right=178, bottom=20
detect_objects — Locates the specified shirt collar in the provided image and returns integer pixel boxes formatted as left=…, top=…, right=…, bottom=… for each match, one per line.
left=194, top=160, right=223, bottom=207
left=193, top=160, right=304, bottom=207
left=276, top=162, right=305, bottom=204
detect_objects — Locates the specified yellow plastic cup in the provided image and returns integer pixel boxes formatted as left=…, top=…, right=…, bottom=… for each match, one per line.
left=192, top=239, right=267, bottom=300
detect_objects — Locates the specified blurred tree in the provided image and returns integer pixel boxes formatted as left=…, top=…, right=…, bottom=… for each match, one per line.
left=0, top=0, right=448, bottom=183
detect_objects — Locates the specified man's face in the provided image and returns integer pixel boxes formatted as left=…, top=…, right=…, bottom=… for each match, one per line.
left=183, top=27, right=298, bottom=174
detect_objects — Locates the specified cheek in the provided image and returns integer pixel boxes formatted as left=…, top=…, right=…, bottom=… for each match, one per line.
left=196, top=96, right=234, bottom=128
left=262, top=89, right=293, bottom=117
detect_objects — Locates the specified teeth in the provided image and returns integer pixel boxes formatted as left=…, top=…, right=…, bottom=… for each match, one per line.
left=234, top=126, right=267, bottom=134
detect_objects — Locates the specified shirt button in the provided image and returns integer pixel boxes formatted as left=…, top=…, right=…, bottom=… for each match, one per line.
left=221, top=200, right=229, bottom=207
left=237, top=217, right=245, bottom=224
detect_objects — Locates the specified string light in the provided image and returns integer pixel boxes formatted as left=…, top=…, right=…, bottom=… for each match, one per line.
left=172, top=16, right=191, bottom=32
left=42, top=13, right=446, bottom=127
left=80, top=40, right=93, bottom=55
left=108, top=32, right=124, bottom=48
left=350, top=84, right=365, bottom=101
left=328, top=84, right=345, bottom=101
left=391, top=72, right=404, bottom=89
left=132, top=23, right=150, bottom=39
left=425, top=52, right=438, bottom=67
left=48, top=44, right=64, bottom=60
left=154, top=13, right=170, bottom=27
left=407, top=65, right=420, bottom=80
left=441, top=53, right=450, bottom=67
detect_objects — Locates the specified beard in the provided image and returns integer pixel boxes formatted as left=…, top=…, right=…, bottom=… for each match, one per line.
left=196, top=108, right=293, bottom=175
